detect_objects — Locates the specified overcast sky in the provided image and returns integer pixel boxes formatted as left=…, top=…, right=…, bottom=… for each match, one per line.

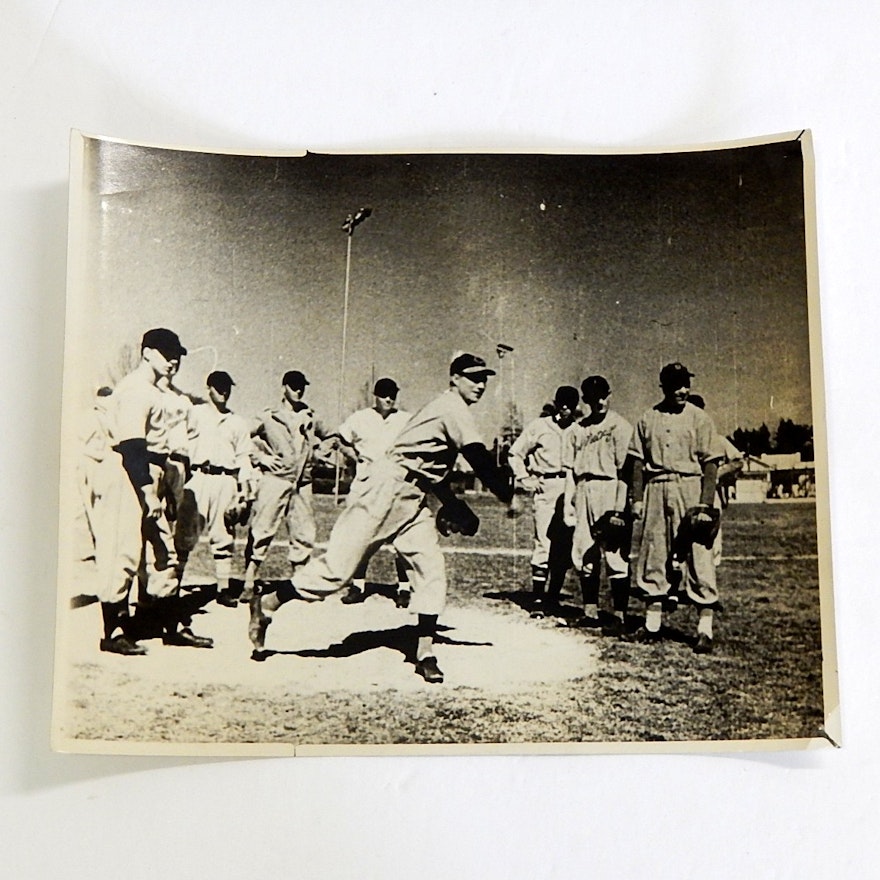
left=69, top=135, right=812, bottom=440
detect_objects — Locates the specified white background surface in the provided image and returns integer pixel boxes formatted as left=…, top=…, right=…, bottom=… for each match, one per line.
left=1, top=2, right=877, bottom=877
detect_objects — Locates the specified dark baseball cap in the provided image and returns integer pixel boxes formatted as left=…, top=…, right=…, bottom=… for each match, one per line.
left=207, top=370, right=235, bottom=392
left=282, top=369, right=309, bottom=389
left=141, top=328, right=187, bottom=358
left=659, top=362, right=694, bottom=388
left=581, top=375, right=611, bottom=400
left=554, top=385, right=580, bottom=409
left=450, top=353, right=496, bottom=378
left=374, top=377, right=399, bottom=398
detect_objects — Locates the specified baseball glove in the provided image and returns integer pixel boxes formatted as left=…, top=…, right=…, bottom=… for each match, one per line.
left=224, top=498, right=252, bottom=530
left=436, top=497, right=480, bottom=537
left=680, top=505, right=721, bottom=549
left=590, top=509, right=630, bottom=552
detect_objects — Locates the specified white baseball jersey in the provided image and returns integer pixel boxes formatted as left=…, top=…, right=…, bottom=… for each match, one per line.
left=564, top=410, right=633, bottom=479
left=388, top=389, right=483, bottom=484
left=337, top=407, right=412, bottom=479
left=508, top=416, right=569, bottom=483
left=188, top=404, right=253, bottom=474
left=628, top=401, right=724, bottom=475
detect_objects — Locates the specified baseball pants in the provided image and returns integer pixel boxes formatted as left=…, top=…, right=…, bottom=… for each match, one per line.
left=530, top=476, right=566, bottom=568
left=246, top=473, right=316, bottom=567
left=161, top=460, right=200, bottom=569
left=189, top=471, right=238, bottom=566
left=92, top=455, right=143, bottom=604
left=293, top=459, right=447, bottom=615
left=571, top=477, right=629, bottom=579
left=634, top=474, right=718, bottom=606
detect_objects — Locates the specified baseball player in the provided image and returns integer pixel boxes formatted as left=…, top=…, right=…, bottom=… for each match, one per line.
left=628, top=362, right=724, bottom=653
left=240, top=370, right=331, bottom=603
left=687, top=393, right=744, bottom=567
left=75, top=385, right=113, bottom=562
left=134, top=348, right=214, bottom=649
left=247, top=353, right=520, bottom=684
left=334, top=377, right=414, bottom=607
left=562, top=376, right=634, bottom=636
left=186, top=371, right=255, bottom=607
left=90, top=329, right=210, bottom=654
left=508, top=386, right=580, bottom=618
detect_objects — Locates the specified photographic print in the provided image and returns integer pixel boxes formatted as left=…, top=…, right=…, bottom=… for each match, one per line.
left=52, top=131, right=836, bottom=755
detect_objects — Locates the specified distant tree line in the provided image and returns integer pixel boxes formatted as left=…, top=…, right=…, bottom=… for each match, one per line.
left=730, top=418, right=813, bottom=461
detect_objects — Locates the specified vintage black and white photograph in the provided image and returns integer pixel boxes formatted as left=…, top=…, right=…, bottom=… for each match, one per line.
left=52, top=130, right=835, bottom=755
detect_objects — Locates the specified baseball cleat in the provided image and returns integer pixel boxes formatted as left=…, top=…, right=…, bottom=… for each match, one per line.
left=693, top=633, right=714, bottom=654
left=414, top=656, right=444, bottom=683
left=215, top=590, right=239, bottom=608
left=341, top=586, right=365, bottom=605
left=569, top=615, right=602, bottom=630
left=99, top=635, right=148, bottom=656
left=625, top=625, right=662, bottom=644
left=248, top=594, right=271, bottom=651
left=601, top=617, right=626, bottom=638
left=163, top=629, right=214, bottom=649
left=395, top=589, right=412, bottom=609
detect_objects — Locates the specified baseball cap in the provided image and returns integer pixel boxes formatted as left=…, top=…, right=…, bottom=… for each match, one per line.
left=141, top=328, right=187, bottom=358
left=282, top=369, right=309, bottom=389
left=554, top=385, right=580, bottom=409
left=450, top=353, right=496, bottom=378
left=581, top=375, right=611, bottom=400
left=374, top=377, right=399, bottom=398
left=207, top=370, right=235, bottom=392
left=659, top=362, right=694, bottom=388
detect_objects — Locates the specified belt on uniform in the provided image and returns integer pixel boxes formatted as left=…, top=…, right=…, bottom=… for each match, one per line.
left=402, top=469, right=433, bottom=494
left=192, top=462, right=239, bottom=477
left=574, top=474, right=613, bottom=482
left=169, top=452, right=190, bottom=465
left=538, top=471, right=566, bottom=479
left=646, top=472, right=700, bottom=483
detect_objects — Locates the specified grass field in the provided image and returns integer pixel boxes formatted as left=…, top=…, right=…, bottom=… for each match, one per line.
left=56, top=497, right=829, bottom=749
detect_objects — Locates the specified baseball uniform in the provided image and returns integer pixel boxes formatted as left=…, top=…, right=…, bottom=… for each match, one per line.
left=563, top=409, right=633, bottom=588
left=187, top=401, right=254, bottom=588
left=629, top=401, right=724, bottom=606
left=92, top=368, right=166, bottom=605
left=509, top=414, right=572, bottom=607
left=292, top=389, right=485, bottom=615
left=337, top=404, right=413, bottom=589
left=246, top=398, right=329, bottom=569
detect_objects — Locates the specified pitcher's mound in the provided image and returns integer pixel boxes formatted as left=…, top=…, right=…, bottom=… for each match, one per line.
left=64, top=592, right=601, bottom=695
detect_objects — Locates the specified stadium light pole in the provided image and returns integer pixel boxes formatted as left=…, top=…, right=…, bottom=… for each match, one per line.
left=335, top=207, right=372, bottom=500
left=496, top=343, right=514, bottom=464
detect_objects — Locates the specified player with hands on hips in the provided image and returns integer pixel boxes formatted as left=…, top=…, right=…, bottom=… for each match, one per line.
left=240, top=370, right=331, bottom=604
left=628, top=362, right=725, bottom=653
left=508, top=385, right=580, bottom=618
left=562, top=375, right=634, bottom=636
left=334, top=377, right=414, bottom=607
left=247, top=353, right=520, bottom=684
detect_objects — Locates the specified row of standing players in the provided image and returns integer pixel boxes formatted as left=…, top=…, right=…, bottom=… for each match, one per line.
left=81, top=327, right=732, bottom=684
left=508, top=366, right=741, bottom=656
